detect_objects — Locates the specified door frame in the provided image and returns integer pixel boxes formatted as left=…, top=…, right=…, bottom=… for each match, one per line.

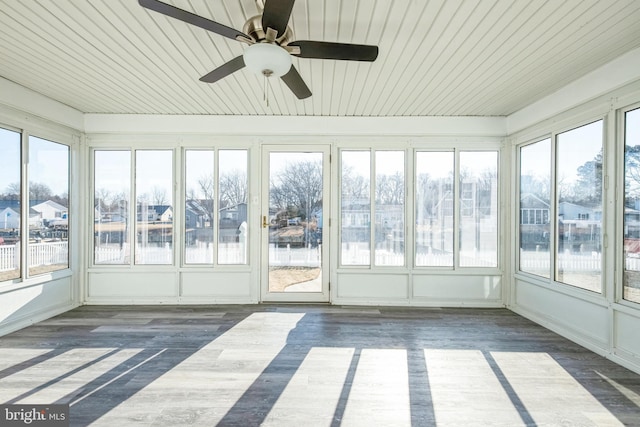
left=260, top=145, right=331, bottom=303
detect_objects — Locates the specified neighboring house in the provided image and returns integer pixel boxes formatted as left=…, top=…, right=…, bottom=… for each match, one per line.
left=520, top=193, right=550, bottom=225
left=519, top=194, right=551, bottom=251
left=0, top=201, right=43, bottom=230
left=219, top=203, right=248, bottom=243
left=558, top=201, right=595, bottom=221
left=219, top=203, right=247, bottom=223
left=31, top=200, right=68, bottom=221
left=185, top=200, right=211, bottom=229
left=0, top=207, right=20, bottom=229
left=137, top=204, right=173, bottom=222
left=557, top=201, right=601, bottom=253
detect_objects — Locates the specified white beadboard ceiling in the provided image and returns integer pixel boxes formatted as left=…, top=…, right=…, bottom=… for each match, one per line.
left=1, top=0, right=640, bottom=117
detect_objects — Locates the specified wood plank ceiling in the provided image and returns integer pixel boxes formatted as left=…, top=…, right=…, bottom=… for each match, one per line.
left=1, top=0, right=640, bottom=116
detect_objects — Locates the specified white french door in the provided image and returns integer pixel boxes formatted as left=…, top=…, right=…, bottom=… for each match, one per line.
left=260, top=146, right=330, bottom=302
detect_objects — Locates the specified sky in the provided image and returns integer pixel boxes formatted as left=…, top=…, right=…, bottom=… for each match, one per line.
left=520, top=120, right=606, bottom=185
left=0, top=130, right=69, bottom=196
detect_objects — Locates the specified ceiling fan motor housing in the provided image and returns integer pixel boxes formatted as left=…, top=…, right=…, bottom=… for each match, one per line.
left=243, top=15, right=293, bottom=45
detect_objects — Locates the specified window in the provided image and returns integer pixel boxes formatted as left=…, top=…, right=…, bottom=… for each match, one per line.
left=556, top=120, right=603, bottom=292
left=340, top=150, right=406, bottom=267
left=135, top=150, right=173, bottom=265
left=624, top=107, right=640, bottom=304
left=341, top=151, right=371, bottom=266
left=94, top=151, right=131, bottom=265
left=28, top=136, right=70, bottom=276
left=218, top=150, right=248, bottom=264
left=341, top=148, right=498, bottom=269
left=415, top=151, right=454, bottom=267
left=0, top=128, right=21, bottom=281
left=184, top=150, right=214, bottom=264
left=374, top=151, right=405, bottom=266
left=519, top=139, right=551, bottom=278
left=459, top=151, right=498, bottom=267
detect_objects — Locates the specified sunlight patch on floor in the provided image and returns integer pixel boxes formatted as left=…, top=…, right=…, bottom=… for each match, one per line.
left=0, top=348, right=142, bottom=404
left=264, top=346, right=355, bottom=425
left=341, top=348, right=411, bottom=425
left=492, top=352, right=624, bottom=427
left=425, top=349, right=524, bottom=426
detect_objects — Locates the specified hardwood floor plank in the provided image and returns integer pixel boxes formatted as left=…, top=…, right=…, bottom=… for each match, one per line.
left=0, top=305, right=639, bottom=426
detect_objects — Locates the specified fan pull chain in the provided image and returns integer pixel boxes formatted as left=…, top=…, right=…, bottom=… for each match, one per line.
left=263, top=75, right=269, bottom=108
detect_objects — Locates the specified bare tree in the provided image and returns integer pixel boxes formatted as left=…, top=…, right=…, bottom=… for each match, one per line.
left=197, top=175, right=215, bottom=201
left=270, top=160, right=322, bottom=219
left=376, top=172, right=404, bottom=205
left=31, top=182, right=53, bottom=201
left=151, top=186, right=168, bottom=205
left=95, top=188, right=112, bottom=211
left=193, top=174, right=215, bottom=224
left=4, top=182, right=21, bottom=199
left=219, top=170, right=247, bottom=207
left=341, top=165, right=369, bottom=200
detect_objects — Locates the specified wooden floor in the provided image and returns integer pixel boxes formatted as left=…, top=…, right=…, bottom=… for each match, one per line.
left=1, top=305, right=640, bottom=426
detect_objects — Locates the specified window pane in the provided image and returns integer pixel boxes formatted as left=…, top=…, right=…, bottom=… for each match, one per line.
left=0, top=128, right=21, bottom=281
left=624, top=108, right=640, bottom=304
left=218, top=150, right=248, bottom=264
left=556, top=120, right=603, bottom=292
left=416, top=152, right=454, bottom=267
left=184, top=150, right=214, bottom=264
left=28, top=136, right=69, bottom=276
left=459, top=151, right=498, bottom=267
left=375, top=151, right=405, bottom=266
left=94, top=151, right=131, bottom=265
left=341, top=151, right=370, bottom=265
left=519, top=139, right=551, bottom=278
left=135, top=150, right=173, bottom=265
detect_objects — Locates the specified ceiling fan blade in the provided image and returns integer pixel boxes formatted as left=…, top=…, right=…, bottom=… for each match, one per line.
left=262, top=0, right=295, bottom=38
left=139, top=0, right=251, bottom=42
left=281, top=65, right=311, bottom=99
left=199, top=56, right=246, bottom=83
left=288, top=40, right=378, bottom=61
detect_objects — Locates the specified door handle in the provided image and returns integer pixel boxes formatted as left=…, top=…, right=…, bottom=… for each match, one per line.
left=262, top=215, right=268, bottom=228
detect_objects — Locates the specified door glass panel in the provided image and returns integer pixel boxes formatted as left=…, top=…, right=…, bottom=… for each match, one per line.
left=268, top=152, right=322, bottom=293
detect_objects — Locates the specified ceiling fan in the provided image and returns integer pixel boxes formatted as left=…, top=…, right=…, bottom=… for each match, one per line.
left=139, top=0, right=379, bottom=100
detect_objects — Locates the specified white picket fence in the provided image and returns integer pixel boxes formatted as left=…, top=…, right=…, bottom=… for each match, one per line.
left=4, top=242, right=640, bottom=272
left=269, top=244, right=321, bottom=267
left=0, top=241, right=68, bottom=271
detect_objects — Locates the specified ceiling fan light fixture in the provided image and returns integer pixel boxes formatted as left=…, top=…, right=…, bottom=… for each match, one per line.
left=243, top=42, right=292, bottom=77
